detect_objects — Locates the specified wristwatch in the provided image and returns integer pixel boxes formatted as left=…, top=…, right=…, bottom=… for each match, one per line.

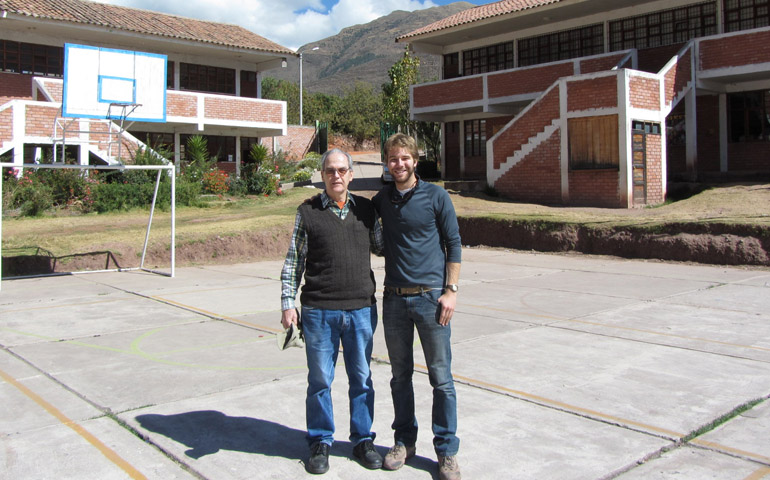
left=446, top=284, right=459, bottom=292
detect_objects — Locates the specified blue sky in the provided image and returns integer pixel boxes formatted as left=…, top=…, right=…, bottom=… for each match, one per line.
left=96, top=0, right=493, bottom=51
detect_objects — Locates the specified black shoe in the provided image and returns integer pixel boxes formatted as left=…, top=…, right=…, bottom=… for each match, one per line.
left=353, top=439, right=383, bottom=469
left=307, top=442, right=330, bottom=474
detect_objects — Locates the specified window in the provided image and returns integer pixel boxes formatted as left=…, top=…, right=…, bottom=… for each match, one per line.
left=462, top=43, right=513, bottom=76
left=728, top=90, right=770, bottom=142
left=167, top=61, right=174, bottom=89
left=240, top=70, right=258, bottom=98
left=1, top=40, right=63, bottom=77
left=518, top=24, right=604, bottom=67
left=464, top=120, right=486, bottom=157
left=443, top=52, right=459, bottom=80
left=609, top=2, right=717, bottom=51
left=180, top=63, right=235, bottom=94
left=568, top=116, right=619, bottom=169
left=724, top=0, right=770, bottom=32
left=632, top=120, right=662, bottom=134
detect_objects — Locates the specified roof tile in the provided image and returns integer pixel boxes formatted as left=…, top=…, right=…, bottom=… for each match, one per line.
left=398, top=0, right=561, bottom=40
left=0, top=0, right=296, bottom=55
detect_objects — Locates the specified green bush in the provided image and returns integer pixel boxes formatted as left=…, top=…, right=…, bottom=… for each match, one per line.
left=16, top=183, right=53, bottom=217
left=299, top=153, right=322, bottom=171
left=182, top=135, right=215, bottom=183
left=175, top=179, right=203, bottom=207
left=226, top=176, right=248, bottom=197
left=292, top=169, right=313, bottom=182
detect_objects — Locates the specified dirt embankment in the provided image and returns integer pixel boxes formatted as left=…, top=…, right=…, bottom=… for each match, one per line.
left=4, top=218, right=769, bottom=278
left=458, top=217, right=770, bottom=266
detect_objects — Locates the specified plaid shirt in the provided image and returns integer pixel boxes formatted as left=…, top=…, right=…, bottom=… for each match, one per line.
left=280, top=191, right=383, bottom=311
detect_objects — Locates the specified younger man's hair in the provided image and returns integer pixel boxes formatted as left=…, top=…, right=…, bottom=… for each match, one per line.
left=384, top=133, right=418, bottom=160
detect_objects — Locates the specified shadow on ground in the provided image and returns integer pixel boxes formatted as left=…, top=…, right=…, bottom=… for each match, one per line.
left=1, top=246, right=122, bottom=277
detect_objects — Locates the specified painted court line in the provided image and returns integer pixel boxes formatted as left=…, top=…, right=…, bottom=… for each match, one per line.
left=464, top=302, right=769, bottom=352
left=0, top=367, right=147, bottom=480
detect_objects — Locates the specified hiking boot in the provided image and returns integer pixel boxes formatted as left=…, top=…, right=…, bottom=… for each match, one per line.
left=306, top=442, right=330, bottom=474
left=352, top=439, right=383, bottom=469
left=382, top=443, right=416, bottom=471
left=438, top=455, right=461, bottom=480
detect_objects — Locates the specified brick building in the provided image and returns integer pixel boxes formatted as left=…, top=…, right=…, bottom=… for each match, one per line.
left=399, top=0, right=770, bottom=207
left=0, top=0, right=300, bottom=176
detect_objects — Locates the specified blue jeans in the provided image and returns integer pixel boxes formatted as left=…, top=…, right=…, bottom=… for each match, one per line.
left=302, top=304, right=377, bottom=447
left=383, top=289, right=459, bottom=456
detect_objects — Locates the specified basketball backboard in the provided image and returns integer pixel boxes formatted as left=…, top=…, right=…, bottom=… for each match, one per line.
left=62, top=43, right=167, bottom=122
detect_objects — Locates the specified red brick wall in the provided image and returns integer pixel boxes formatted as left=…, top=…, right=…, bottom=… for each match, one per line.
left=495, top=131, right=562, bottom=204
left=38, top=78, right=63, bottom=102
left=0, top=73, right=34, bottom=102
left=568, top=169, right=620, bottom=207
left=700, top=30, right=770, bottom=70
left=637, top=44, right=684, bottom=73
left=662, top=48, right=691, bottom=106
left=580, top=53, right=628, bottom=74
left=492, top=87, right=560, bottom=170
left=24, top=104, right=59, bottom=136
left=413, top=77, right=483, bottom=108
left=488, top=62, right=573, bottom=98
left=0, top=108, right=13, bottom=144
left=262, top=125, right=316, bottom=161
left=728, top=142, right=770, bottom=172
left=645, top=134, right=664, bottom=204
left=629, top=76, right=661, bottom=110
left=205, top=97, right=283, bottom=123
left=167, top=93, right=197, bottom=117
left=567, top=75, right=617, bottom=111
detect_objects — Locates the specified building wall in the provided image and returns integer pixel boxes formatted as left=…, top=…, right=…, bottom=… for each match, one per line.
left=0, top=73, right=33, bottom=102
left=568, top=169, right=620, bottom=207
left=567, top=75, right=618, bottom=111
left=414, top=77, right=483, bottom=108
left=495, top=130, right=561, bottom=204
left=696, top=95, right=721, bottom=173
left=629, top=76, right=661, bottom=110
left=0, top=108, right=13, bottom=147
left=645, top=133, right=664, bottom=204
left=699, top=29, right=770, bottom=69
left=488, top=63, right=572, bottom=98
left=262, top=125, right=316, bottom=161
left=492, top=87, right=560, bottom=170
left=579, top=53, right=630, bottom=74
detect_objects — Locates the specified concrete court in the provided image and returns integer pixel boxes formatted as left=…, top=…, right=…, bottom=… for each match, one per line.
left=1, top=248, right=770, bottom=480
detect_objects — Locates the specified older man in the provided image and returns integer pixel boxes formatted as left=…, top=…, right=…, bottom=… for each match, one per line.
left=280, top=148, right=383, bottom=474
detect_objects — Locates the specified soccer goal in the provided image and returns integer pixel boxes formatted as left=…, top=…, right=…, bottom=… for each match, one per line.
left=0, top=162, right=175, bottom=291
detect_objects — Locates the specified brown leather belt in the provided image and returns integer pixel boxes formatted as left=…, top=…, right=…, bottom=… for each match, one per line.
left=384, top=285, right=438, bottom=295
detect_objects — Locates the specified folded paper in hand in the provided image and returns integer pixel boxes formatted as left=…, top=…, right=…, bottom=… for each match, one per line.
left=277, top=321, right=305, bottom=350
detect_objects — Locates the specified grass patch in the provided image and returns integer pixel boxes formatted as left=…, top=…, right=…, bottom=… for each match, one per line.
left=682, top=397, right=766, bottom=443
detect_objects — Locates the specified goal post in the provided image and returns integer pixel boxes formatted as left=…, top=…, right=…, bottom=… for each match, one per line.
left=0, top=162, right=175, bottom=291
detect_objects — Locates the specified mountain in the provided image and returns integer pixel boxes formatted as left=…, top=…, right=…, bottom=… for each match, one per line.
left=266, top=2, right=474, bottom=95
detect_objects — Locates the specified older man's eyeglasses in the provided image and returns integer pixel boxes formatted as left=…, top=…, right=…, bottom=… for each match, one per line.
left=324, top=167, right=350, bottom=177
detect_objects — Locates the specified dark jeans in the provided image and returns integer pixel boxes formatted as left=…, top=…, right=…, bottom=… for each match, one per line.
left=383, top=289, right=459, bottom=456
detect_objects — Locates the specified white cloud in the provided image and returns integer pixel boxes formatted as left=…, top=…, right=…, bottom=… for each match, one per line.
left=97, top=0, right=438, bottom=51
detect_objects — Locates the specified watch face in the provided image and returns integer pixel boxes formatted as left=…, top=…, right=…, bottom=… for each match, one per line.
left=448, top=284, right=458, bottom=292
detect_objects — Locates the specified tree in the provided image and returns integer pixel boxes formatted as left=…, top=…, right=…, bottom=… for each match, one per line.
left=383, top=45, right=442, bottom=165
left=336, top=82, right=382, bottom=148
left=261, top=77, right=301, bottom=125
left=382, top=45, right=420, bottom=136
